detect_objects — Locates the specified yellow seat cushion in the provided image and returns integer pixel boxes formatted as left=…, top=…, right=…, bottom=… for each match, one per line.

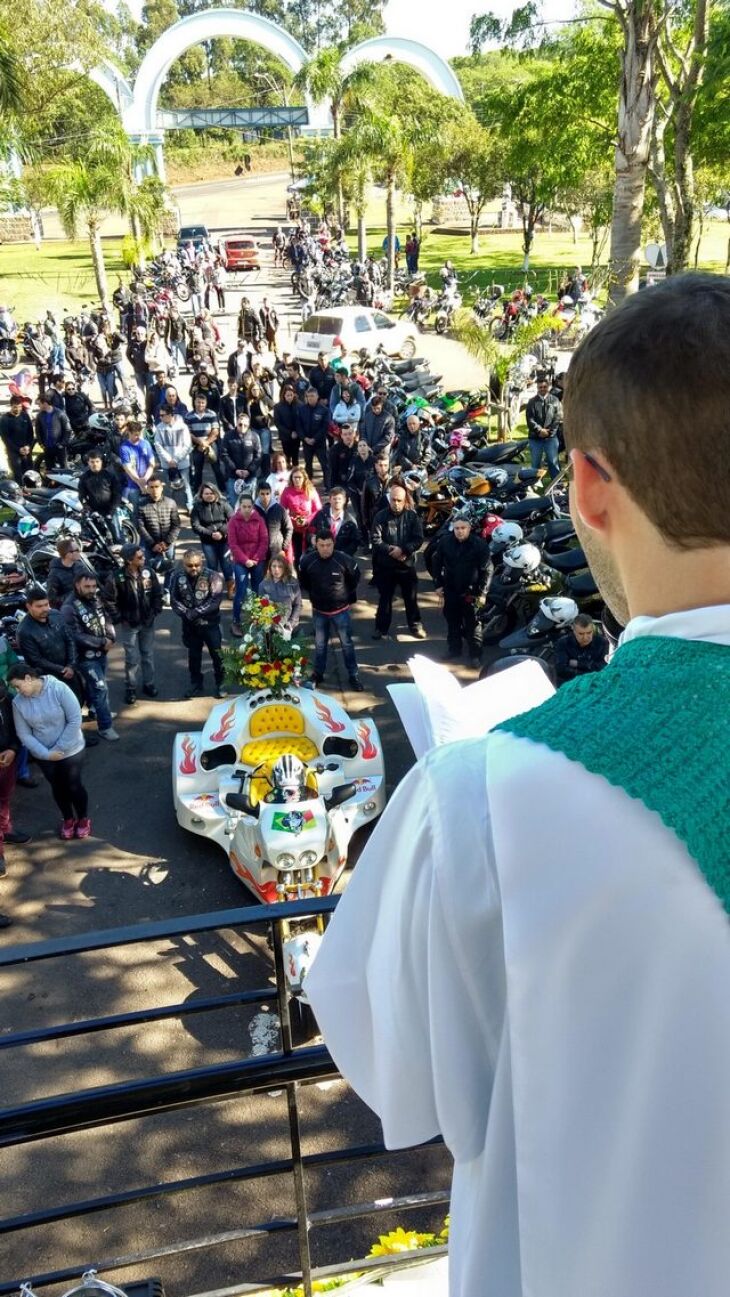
left=250, top=705, right=305, bottom=738
left=240, top=735, right=319, bottom=768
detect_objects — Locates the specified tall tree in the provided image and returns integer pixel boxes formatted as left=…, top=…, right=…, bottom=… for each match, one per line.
left=596, top=0, right=663, bottom=302
left=294, top=47, right=372, bottom=224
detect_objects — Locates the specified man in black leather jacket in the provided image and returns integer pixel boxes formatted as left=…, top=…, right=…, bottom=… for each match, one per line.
left=371, top=482, right=425, bottom=639
left=106, top=545, right=163, bottom=704
left=170, top=549, right=227, bottom=700
left=432, top=516, right=493, bottom=663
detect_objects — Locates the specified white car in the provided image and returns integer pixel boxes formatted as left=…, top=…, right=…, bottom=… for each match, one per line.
left=294, top=307, right=418, bottom=362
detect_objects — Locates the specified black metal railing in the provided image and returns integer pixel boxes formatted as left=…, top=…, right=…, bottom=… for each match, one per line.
left=0, top=899, right=448, bottom=1297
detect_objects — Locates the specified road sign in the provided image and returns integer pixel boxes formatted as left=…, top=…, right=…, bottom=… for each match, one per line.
left=644, top=242, right=668, bottom=269
left=646, top=269, right=667, bottom=286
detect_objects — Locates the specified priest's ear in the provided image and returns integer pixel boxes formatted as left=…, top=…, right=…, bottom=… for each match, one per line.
left=569, top=449, right=615, bottom=537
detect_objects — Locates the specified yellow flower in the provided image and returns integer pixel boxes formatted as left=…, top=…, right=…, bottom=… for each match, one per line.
left=369, top=1228, right=427, bottom=1256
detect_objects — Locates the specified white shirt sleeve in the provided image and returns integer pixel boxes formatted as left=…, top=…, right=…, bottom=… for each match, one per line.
left=306, top=737, right=506, bottom=1161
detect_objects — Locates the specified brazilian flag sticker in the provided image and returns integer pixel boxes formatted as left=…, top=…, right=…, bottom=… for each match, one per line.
left=271, top=809, right=316, bottom=835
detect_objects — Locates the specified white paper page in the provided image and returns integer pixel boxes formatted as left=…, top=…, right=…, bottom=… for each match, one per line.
left=386, top=683, right=432, bottom=760
left=391, top=656, right=556, bottom=756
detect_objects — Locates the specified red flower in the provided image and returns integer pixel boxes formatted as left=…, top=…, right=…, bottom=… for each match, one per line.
left=260, top=598, right=270, bottom=607
left=273, top=614, right=282, bottom=624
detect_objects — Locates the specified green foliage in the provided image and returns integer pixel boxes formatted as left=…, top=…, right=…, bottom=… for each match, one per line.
left=121, top=234, right=154, bottom=268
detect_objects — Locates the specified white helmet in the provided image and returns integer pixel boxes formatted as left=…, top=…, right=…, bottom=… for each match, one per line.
left=538, top=596, right=579, bottom=628
left=491, top=521, right=523, bottom=548
left=272, top=753, right=306, bottom=791
left=503, top=541, right=542, bottom=574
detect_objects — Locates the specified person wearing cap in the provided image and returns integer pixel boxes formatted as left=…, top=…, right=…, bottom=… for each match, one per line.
left=106, top=544, right=163, bottom=705
left=34, top=394, right=71, bottom=471
left=61, top=570, right=119, bottom=741
left=119, top=421, right=155, bottom=502
left=0, top=395, right=35, bottom=483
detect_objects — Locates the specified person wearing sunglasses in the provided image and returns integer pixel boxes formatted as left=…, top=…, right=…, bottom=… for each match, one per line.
left=306, top=274, right=730, bottom=1297
left=46, top=538, right=88, bottom=609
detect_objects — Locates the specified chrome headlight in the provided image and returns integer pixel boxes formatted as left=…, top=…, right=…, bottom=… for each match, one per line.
left=298, top=849, right=319, bottom=868
left=276, top=851, right=297, bottom=870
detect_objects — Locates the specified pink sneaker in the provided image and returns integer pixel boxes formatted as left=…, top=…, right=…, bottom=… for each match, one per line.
left=75, top=818, right=92, bottom=839
left=60, top=819, right=77, bottom=841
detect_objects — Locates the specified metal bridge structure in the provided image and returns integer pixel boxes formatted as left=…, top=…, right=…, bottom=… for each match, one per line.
left=77, top=9, right=465, bottom=182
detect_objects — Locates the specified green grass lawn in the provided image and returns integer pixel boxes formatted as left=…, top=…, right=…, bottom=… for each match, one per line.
left=0, top=239, right=126, bottom=322
left=353, top=221, right=730, bottom=300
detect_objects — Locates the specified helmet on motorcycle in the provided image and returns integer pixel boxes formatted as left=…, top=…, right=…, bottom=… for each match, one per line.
left=560, top=295, right=574, bottom=307
left=490, top=521, right=523, bottom=548
left=503, top=542, right=542, bottom=575
left=272, top=754, right=306, bottom=791
left=0, top=480, right=22, bottom=503
left=22, top=470, right=42, bottom=491
left=538, top=596, right=579, bottom=628
left=17, top=516, right=40, bottom=540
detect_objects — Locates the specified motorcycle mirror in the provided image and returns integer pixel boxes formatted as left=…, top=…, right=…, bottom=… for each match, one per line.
left=225, top=791, right=259, bottom=817
left=324, top=781, right=357, bottom=810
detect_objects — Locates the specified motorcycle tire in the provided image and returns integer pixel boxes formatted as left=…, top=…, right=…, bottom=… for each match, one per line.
left=0, top=343, right=18, bottom=370
left=489, top=318, right=508, bottom=340
left=399, top=337, right=417, bottom=360
left=120, top=517, right=140, bottom=546
left=435, top=316, right=447, bottom=335
left=290, top=996, right=318, bottom=1044
left=480, top=605, right=518, bottom=646
left=175, top=282, right=191, bottom=303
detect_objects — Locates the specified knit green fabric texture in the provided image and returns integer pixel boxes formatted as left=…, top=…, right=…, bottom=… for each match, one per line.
left=497, top=635, right=730, bottom=916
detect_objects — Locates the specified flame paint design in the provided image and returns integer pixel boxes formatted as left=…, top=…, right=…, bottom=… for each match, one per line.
left=357, top=721, right=377, bottom=760
left=179, top=736, right=197, bottom=775
left=313, top=695, right=346, bottom=733
left=288, top=953, right=298, bottom=980
left=210, top=699, right=237, bottom=742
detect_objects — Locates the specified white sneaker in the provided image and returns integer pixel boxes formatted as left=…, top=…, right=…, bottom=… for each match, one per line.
left=99, top=727, right=120, bottom=741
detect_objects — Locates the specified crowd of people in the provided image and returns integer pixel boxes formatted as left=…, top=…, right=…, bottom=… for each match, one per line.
left=0, top=230, right=609, bottom=931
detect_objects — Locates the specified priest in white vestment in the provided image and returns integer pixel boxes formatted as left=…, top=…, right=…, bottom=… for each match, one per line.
left=306, top=274, right=730, bottom=1297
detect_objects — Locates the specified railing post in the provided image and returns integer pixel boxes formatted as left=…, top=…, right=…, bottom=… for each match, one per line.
left=272, top=916, right=313, bottom=1297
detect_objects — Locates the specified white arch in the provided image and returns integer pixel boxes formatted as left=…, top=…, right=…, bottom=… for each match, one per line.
left=84, top=60, right=134, bottom=115
left=339, top=36, right=464, bottom=102
left=124, top=8, right=330, bottom=136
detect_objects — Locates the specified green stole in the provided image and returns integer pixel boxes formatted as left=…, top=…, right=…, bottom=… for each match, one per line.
left=497, top=636, right=730, bottom=917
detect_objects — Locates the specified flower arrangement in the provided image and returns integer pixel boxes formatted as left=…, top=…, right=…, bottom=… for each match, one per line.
left=222, top=593, right=308, bottom=696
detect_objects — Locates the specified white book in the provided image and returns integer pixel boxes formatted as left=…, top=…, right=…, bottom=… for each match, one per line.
left=387, top=655, right=555, bottom=758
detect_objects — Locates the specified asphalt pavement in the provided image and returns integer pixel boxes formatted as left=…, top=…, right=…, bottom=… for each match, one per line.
left=0, top=182, right=489, bottom=1294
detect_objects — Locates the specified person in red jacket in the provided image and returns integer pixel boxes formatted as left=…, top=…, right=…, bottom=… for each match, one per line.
left=228, top=494, right=269, bottom=636
left=280, top=467, right=322, bottom=570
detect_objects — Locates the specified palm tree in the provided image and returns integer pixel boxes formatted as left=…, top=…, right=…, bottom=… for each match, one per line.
left=341, top=112, right=409, bottom=289
left=294, top=47, right=372, bottom=227
left=331, top=134, right=371, bottom=261
left=49, top=133, right=133, bottom=307
left=0, top=29, right=24, bottom=118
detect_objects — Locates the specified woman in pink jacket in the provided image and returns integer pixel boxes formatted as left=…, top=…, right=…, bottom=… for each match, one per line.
left=228, top=494, right=269, bottom=635
left=280, top=467, right=322, bottom=570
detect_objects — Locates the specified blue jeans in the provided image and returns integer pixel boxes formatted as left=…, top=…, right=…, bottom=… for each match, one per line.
left=98, top=368, right=117, bottom=405
left=50, top=342, right=65, bottom=370
left=529, top=435, right=561, bottom=479
left=313, top=609, right=358, bottom=679
left=78, top=657, right=113, bottom=732
left=233, top=560, right=263, bottom=621
left=144, top=543, right=176, bottom=592
left=203, top=540, right=234, bottom=582
left=17, top=746, right=30, bottom=780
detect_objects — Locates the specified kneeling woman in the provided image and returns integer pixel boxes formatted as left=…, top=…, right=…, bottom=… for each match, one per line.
left=8, top=664, right=91, bottom=841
